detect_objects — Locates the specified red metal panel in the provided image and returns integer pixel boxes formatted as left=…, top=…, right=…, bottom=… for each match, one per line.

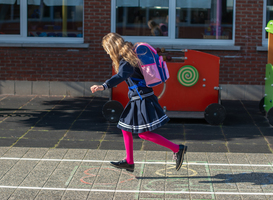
left=112, top=50, right=220, bottom=112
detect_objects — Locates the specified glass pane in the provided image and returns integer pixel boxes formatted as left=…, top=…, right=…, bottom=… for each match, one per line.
left=116, top=0, right=169, bottom=36
left=176, top=0, right=234, bottom=39
left=27, top=0, right=83, bottom=37
left=0, top=0, right=20, bottom=35
left=266, top=0, right=273, bottom=39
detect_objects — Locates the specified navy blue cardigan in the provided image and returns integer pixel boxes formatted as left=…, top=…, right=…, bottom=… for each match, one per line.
left=102, top=59, right=153, bottom=99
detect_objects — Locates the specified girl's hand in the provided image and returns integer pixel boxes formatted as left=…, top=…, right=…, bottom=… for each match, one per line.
left=90, top=85, right=104, bottom=93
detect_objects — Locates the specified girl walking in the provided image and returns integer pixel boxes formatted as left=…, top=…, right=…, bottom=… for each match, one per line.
left=90, top=33, right=187, bottom=172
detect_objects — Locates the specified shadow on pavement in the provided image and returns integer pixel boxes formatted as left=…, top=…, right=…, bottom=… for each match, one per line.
left=0, top=96, right=272, bottom=152
left=136, top=172, right=273, bottom=186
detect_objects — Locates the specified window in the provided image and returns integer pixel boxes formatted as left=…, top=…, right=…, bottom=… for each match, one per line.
left=175, top=0, right=234, bottom=40
left=265, top=0, right=273, bottom=39
left=0, top=0, right=20, bottom=35
left=116, top=0, right=169, bottom=36
left=0, top=0, right=83, bottom=43
left=112, top=0, right=235, bottom=45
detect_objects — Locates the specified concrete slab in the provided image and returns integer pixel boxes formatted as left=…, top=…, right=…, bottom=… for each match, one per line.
left=15, top=81, right=32, bottom=95
left=0, top=138, right=18, bottom=147
left=64, top=131, right=104, bottom=140
left=0, top=81, right=14, bottom=95
left=13, top=139, right=60, bottom=148
left=49, top=82, right=67, bottom=96
left=66, top=82, right=85, bottom=97
left=57, top=140, right=100, bottom=149
left=32, top=81, right=50, bottom=95
left=228, top=144, right=272, bottom=153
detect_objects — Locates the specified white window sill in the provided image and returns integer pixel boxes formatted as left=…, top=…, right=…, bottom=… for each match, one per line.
left=0, top=43, right=89, bottom=48
left=256, top=46, right=268, bottom=51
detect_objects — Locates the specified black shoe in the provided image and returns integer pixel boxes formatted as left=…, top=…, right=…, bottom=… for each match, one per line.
left=173, top=145, right=187, bottom=171
left=110, top=159, right=135, bottom=172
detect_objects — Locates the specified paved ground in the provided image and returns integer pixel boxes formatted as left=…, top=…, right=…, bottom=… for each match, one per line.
left=0, top=95, right=273, bottom=199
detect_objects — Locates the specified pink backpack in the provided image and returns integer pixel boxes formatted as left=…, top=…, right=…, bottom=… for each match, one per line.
left=134, top=42, right=169, bottom=86
left=129, top=43, right=170, bottom=99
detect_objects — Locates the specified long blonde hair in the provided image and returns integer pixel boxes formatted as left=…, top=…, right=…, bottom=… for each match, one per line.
left=102, top=33, right=140, bottom=73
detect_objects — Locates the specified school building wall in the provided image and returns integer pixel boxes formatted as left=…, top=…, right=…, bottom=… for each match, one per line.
left=0, top=0, right=269, bottom=101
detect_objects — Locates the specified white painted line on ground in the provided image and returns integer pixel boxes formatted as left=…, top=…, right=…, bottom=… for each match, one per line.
left=0, top=157, right=272, bottom=167
left=0, top=185, right=272, bottom=195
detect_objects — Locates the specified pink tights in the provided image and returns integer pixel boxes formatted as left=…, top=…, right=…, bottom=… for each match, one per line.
left=122, top=130, right=180, bottom=165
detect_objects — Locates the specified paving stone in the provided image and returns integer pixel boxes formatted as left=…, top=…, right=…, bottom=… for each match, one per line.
left=100, top=141, right=129, bottom=150
left=0, top=160, right=18, bottom=180
left=84, top=149, right=108, bottom=161
left=43, top=162, right=82, bottom=188
left=0, top=160, right=39, bottom=186
left=215, top=194, right=242, bottom=200
left=104, top=150, right=126, bottom=161
left=0, top=121, right=32, bottom=131
left=91, top=163, right=121, bottom=190
left=13, top=139, right=59, bottom=148
left=64, top=131, right=104, bottom=140
left=0, top=147, right=9, bottom=156
left=0, top=188, right=16, bottom=200
left=0, top=138, right=17, bottom=147
left=207, top=153, right=229, bottom=163
left=241, top=195, right=267, bottom=200
left=185, top=133, right=226, bottom=143
left=0, top=129, right=27, bottom=138
left=87, top=191, right=114, bottom=200
left=63, top=149, right=88, bottom=160
left=114, top=192, right=140, bottom=200
left=8, top=188, right=39, bottom=200
left=187, top=152, right=208, bottom=163
left=226, top=136, right=268, bottom=145
left=228, top=144, right=271, bottom=153
left=61, top=190, right=90, bottom=200
left=185, top=142, right=228, bottom=152
left=0, top=96, right=34, bottom=109
left=35, top=190, right=65, bottom=200
left=43, top=148, right=68, bottom=159
left=57, top=140, right=100, bottom=149
left=23, top=148, right=49, bottom=158
left=190, top=193, right=215, bottom=199
left=245, top=153, right=271, bottom=165
left=20, top=161, right=60, bottom=187
left=24, top=131, right=66, bottom=139
left=2, top=147, right=30, bottom=157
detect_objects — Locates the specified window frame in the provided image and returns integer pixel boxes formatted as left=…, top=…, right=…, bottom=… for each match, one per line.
left=263, top=0, right=270, bottom=47
left=0, top=0, right=84, bottom=44
left=111, top=0, right=236, bottom=47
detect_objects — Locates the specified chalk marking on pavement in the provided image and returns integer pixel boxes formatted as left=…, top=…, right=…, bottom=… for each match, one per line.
left=0, top=185, right=273, bottom=195
left=65, top=166, right=78, bottom=186
left=0, top=157, right=273, bottom=167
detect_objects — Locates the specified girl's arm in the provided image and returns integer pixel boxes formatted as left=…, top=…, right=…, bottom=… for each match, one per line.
left=90, top=61, right=134, bottom=93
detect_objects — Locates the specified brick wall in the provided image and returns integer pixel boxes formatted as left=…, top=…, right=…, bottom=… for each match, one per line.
left=0, top=0, right=268, bottom=87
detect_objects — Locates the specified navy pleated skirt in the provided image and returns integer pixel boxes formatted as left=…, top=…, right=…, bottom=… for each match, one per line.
left=117, top=94, right=170, bottom=134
